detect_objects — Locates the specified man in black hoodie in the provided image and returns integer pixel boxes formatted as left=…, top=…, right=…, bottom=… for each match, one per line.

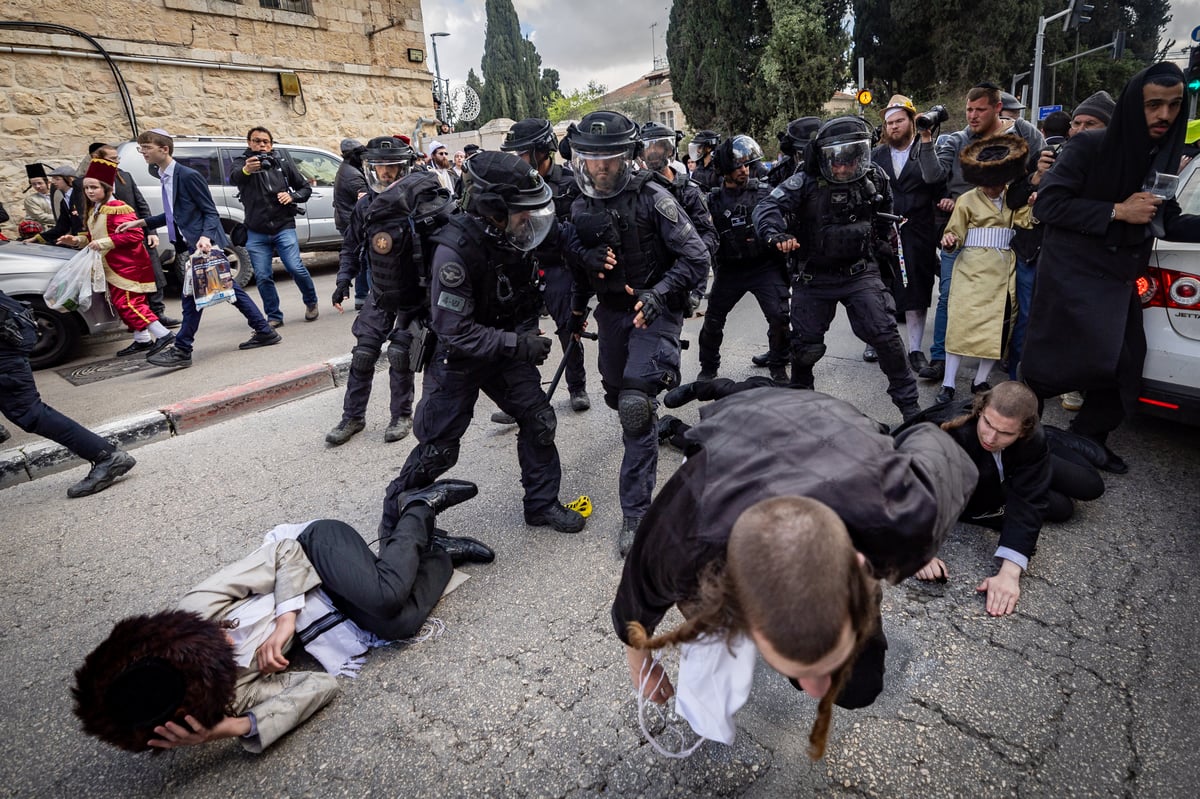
left=231, top=126, right=319, bottom=327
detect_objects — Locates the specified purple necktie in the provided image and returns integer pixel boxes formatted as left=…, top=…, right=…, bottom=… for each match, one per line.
left=161, top=172, right=176, bottom=242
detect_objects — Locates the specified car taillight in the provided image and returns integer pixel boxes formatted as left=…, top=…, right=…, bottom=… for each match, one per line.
left=1141, top=266, right=1200, bottom=308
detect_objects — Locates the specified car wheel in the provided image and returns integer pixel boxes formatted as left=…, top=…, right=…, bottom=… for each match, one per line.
left=226, top=245, right=253, bottom=287
left=26, top=297, right=81, bottom=370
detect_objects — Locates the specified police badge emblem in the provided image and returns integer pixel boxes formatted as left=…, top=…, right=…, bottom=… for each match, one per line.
left=372, top=232, right=393, bottom=254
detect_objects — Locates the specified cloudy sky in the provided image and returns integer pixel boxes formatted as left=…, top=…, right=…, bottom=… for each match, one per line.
left=420, top=1, right=1200, bottom=97
left=420, top=0, right=672, bottom=96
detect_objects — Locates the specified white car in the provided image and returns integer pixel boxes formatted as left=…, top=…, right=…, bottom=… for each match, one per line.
left=1141, top=160, right=1200, bottom=425
left=0, top=241, right=123, bottom=369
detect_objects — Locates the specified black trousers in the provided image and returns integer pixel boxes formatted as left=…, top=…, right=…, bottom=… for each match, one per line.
left=966, top=445, right=1105, bottom=529
left=698, top=263, right=789, bottom=371
left=297, top=508, right=453, bottom=641
left=0, top=351, right=112, bottom=462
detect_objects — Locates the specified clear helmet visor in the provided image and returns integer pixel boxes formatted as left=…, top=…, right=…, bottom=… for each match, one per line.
left=687, top=142, right=701, bottom=162
left=363, top=158, right=412, bottom=192
left=641, top=137, right=675, bottom=171
left=571, top=146, right=634, bottom=199
left=504, top=203, right=555, bottom=251
left=730, top=135, right=764, bottom=167
left=819, top=140, right=870, bottom=183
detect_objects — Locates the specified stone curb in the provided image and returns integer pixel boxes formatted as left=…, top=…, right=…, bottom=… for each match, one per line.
left=0, top=353, right=352, bottom=489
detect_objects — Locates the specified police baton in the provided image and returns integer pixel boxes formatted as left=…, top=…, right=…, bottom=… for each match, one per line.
left=876, top=212, right=909, bottom=288
left=545, top=309, right=597, bottom=402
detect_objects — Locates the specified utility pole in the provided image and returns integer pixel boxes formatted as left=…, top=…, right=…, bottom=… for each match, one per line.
left=1031, top=4, right=1073, bottom=116
left=650, top=22, right=658, bottom=68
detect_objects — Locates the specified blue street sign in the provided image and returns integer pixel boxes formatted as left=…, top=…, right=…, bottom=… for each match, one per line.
left=1191, top=25, right=1200, bottom=42
left=1038, top=104, right=1064, bottom=121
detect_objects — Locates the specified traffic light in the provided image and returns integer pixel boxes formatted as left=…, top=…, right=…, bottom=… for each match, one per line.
left=856, top=89, right=873, bottom=106
left=1188, top=46, right=1200, bottom=94
left=1064, top=0, right=1094, bottom=32
left=1112, top=30, right=1125, bottom=61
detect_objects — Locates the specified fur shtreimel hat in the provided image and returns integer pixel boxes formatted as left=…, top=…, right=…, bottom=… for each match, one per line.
left=72, top=610, right=238, bottom=753
left=960, top=135, right=1029, bottom=188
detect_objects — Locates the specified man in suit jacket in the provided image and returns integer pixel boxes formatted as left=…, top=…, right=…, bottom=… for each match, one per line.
left=117, top=129, right=279, bottom=369
left=72, top=479, right=492, bottom=754
left=872, top=95, right=944, bottom=374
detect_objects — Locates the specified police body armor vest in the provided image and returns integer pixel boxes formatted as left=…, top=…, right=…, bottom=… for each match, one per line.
left=709, top=179, right=769, bottom=266
left=797, top=169, right=881, bottom=270
left=431, top=214, right=540, bottom=330
left=573, top=170, right=673, bottom=307
left=534, top=164, right=580, bottom=270
left=364, top=172, right=449, bottom=312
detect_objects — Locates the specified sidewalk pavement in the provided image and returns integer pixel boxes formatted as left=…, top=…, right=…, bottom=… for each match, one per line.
left=0, top=353, right=353, bottom=489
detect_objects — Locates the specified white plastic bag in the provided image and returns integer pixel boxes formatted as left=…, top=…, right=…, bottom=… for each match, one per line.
left=188, top=250, right=236, bottom=309
left=43, top=247, right=100, bottom=312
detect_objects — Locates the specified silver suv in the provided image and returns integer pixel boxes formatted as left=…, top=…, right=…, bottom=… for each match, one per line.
left=115, top=137, right=345, bottom=285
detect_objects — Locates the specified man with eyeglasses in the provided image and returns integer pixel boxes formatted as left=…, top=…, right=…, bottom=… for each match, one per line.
left=231, top=126, right=321, bottom=328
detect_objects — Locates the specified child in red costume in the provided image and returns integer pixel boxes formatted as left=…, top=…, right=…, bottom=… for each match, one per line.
left=60, top=158, right=174, bottom=357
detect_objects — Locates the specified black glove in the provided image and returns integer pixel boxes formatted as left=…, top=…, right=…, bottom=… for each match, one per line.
left=582, top=245, right=610, bottom=272
left=332, top=279, right=352, bottom=307
left=566, top=312, right=586, bottom=337
left=635, top=290, right=665, bottom=326
left=767, top=233, right=796, bottom=248
left=514, top=333, right=553, bottom=365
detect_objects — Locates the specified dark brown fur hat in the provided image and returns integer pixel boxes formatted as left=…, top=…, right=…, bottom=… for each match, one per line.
left=73, top=610, right=238, bottom=752
left=960, top=135, right=1029, bottom=187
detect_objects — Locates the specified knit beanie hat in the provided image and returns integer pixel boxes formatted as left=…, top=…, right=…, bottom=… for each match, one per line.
left=1073, top=91, right=1116, bottom=126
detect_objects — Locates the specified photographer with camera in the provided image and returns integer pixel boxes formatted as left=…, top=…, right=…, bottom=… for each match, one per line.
left=231, top=126, right=320, bottom=327
left=914, top=83, right=1044, bottom=384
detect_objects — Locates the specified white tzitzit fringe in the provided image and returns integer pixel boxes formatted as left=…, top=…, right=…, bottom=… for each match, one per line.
left=636, top=655, right=705, bottom=759
left=397, top=616, right=446, bottom=645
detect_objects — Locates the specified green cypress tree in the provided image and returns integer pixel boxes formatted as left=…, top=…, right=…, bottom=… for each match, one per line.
left=479, top=0, right=546, bottom=122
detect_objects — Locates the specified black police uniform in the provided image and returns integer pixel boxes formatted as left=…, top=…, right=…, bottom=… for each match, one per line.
left=664, top=170, right=719, bottom=257
left=567, top=172, right=710, bottom=521
left=379, top=213, right=564, bottom=536
left=0, top=291, right=115, bottom=464
left=334, top=189, right=421, bottom=428
left=753, top=165, right=920, bottom=416
left=699, top=178, right=790, bottom=377
left=690, top=157, right=722, bottom=192
left=536, top=162, right=587, bottom=398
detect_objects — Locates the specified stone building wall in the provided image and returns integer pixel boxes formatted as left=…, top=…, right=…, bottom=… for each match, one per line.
left=0, top=0, right=435, bottom=236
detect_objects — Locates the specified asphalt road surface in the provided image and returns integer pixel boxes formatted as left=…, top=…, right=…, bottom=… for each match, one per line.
left=1, top=291, right=1197, bottom=798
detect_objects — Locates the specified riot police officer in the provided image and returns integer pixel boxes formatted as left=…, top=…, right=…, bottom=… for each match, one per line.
left=687, top=129, right=723, bottom=191
left=766, top=116, right=821, bottom=188
left=565, top=110, right=710, bottom=556
left=378, top=151, right=586, bottom=537
left=698, top=135, right=790, bottom=384
left=1, top=290, right=136, bottom=497
left=753, top=116, right=921, bottom=422
left=640, top=121, right=719, bottom=257
left=327, top=137, right=450, bottom=446
left=500, top=118, right=591, bottom=413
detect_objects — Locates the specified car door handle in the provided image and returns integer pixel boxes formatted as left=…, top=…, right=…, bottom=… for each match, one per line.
left=308, top=191, right=324, bottom=198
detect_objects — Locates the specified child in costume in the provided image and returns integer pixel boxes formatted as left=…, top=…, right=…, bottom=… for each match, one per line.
left=936, top=136, right=1034, bottom=403
left=58, top=157, right=174, bottom=358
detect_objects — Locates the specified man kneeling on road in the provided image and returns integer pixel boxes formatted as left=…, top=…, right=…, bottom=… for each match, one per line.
left=614, top=382, right=976, bottom=758
left=73, top=479, right=493, bottom=754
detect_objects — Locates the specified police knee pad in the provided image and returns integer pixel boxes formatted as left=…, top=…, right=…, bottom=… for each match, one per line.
left=791, top=341, right=827, bottom=368
left=618, top=389, right=654, bottom=437
left=386, top=342, right=411, bottom=373
left=524, top=406, right=557, bottom=447
left=350, top=344, right=381, bottom=378
left=413, top=441, right=459, bottom=484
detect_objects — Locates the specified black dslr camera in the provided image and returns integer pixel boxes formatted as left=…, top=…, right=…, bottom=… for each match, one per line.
left=915, top=105, right=950, bottom=131
left=255, top=154, right=278, bottom=170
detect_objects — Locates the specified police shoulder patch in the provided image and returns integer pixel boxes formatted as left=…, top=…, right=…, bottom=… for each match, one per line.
left=371, top=231, right=393, bottom=254
left=437, top=292, right=467, bottom=313
left=439, top=261, right=466, bottom=288
left=655, top=195, right=679, bottom=223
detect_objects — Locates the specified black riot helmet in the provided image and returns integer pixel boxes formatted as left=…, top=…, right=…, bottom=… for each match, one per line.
left=807, top=116, right=874, bottom=183
left=639, top=121, right=681, bottom=171
left=361, top=136, right=417, bottom=192
left=500, top=118, right=558, bottom=169
left=566, top=110, right=640, bottom=199
left=777, top=116, right=821, bottom=157
left=687, top=129, right=721, bottom=163
left=713, top=134, right=765, bottom=175
left=459, top=150, right=555, bottom=251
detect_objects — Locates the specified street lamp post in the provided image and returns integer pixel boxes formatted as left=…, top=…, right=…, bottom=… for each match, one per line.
left=430, top=32, right=450, bottom=127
